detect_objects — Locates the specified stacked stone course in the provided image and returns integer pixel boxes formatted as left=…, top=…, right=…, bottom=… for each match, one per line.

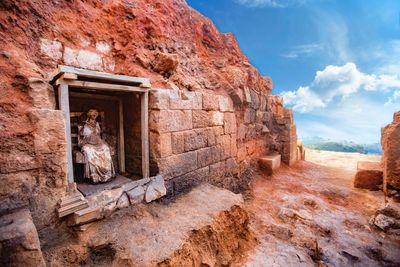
left=150, top=89, right=239, bottom=194
left=149, top=88, right=298, bottom=196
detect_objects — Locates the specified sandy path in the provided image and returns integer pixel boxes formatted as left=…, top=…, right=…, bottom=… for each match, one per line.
left=241, top=150, right=399, bottom=267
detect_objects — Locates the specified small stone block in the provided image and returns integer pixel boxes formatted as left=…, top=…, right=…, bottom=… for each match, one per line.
left=354, top=161, right=383, bottom=190
left=127, top=186, right=145, bottom=205
left=259, top=154, right=281, bottom=175
left=67, top=206, right=103, bottom=226
left=145, top=175, right=167, bottom=203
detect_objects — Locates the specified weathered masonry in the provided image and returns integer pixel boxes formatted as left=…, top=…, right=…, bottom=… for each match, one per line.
left=51, top=65, right=151, bottom=183
left=46, top=65, right=300, bottom=221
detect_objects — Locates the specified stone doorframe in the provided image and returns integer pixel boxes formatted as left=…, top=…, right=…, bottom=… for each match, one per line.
left=51, top=65, right=151, bottom=184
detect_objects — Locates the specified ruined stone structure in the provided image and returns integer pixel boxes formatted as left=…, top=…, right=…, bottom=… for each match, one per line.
left=0, top=0, right=298, bottom=262
left=381, top=111, right=400, bottom=190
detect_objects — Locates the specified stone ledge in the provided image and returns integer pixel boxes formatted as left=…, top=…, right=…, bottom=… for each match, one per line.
left=259, top=154, right=281, bottom=175
left=0, top=209, right=46, bottom=267
left=68, top=175, right=166, bottom=226
left=354, top=161, right=383, bottom=190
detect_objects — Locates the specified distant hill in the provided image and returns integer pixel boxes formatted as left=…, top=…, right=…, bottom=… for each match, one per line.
left=302, top=137, right=382, bottom=155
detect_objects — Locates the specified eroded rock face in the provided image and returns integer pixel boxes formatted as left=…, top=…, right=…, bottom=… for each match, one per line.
left=0, top=0, right=298, bottom=241
left=0, top=209, right=46, bottom=267
left=381, top=111, right=400, bottom=189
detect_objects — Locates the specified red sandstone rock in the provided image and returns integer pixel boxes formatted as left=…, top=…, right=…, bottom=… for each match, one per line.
left=0, top=209, right=46, bottom=267
left=353, top=161, right=383, bottom=190
left=0, top=0, right=298, bottom=240
left=381, top=111, right=400, bottom=189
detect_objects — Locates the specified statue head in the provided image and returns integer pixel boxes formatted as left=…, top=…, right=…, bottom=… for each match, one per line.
left=87, top=109, right=99, bottom=120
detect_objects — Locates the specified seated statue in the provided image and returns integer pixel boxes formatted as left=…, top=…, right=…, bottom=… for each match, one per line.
left=78, top=109, right=115, bottom=183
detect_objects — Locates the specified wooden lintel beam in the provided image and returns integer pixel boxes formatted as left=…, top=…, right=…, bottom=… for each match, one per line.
left=56, top=79, right=148, bottom=93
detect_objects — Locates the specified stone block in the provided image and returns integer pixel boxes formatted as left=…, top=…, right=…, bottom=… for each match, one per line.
left=221, top=135, right=232, bottom=160
left=127, top=185, right=145, bottom=204
left=87, top=187, right=124, bottom=208
left=121, top=177, right=151, bottom=192
left=28, top=78, right=56, bottom=109
left=0, top=209, right=46, bottom=267
left=64, top=47, right=103, bottom=71
left=381, top=111, right=400, bottom=189
left=249, top=89, right=260, bottom=109
left=260, top=96, right=267, bottom=111
left=203, top=93, right=219, bottom=110
left=171, top=132, right=185, bottom=154
left=223, top=112, right=237, bottom=134
left=170, top=90, right=202, bottom=110
left=193, top=110, right=210, bottom=128
left=150, top=89, right=170, bottom=110
left=206, top=127, right=217, bottom=146
left=197, top=146, right=221, bottom=168
left=145, top=175, right=167, bottom=203
left=173, top=166, right=209, bottom=194
left=212, top=111, right=224, bottom=126
left=353, top=161, right=383, bottom=190
left=40, top=38, right=62, bottom=60
left=244, top=108, right=256, bottom=124
left=158, top=151, right=198, bottom=179
left=259, top=154, right=281, bottom=175
left=243, top=88, right=252, bottom=105
left=219, top=95, right=234, bottom=112
left=150, top=110, right=192, bottom=133
left=150, top=132, right=172, bottom=158
left=237, top=124, right=247, bottom=141
left=116, top=193, right=130, bottom=209
left=209, top=161, right=226, bottom=181
left=68, top=206, right=103, bottom=226
left=96, top=41, right=111, bottom=53
left=228, top=88, right=243, bottom=105
left=0, top=152, right=38, bottom=174
left=184, top=129, right=208, bottom=151
left=193, top=110, right=223, bottom=128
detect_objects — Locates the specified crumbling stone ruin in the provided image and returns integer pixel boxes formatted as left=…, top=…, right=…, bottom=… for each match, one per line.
left=382, top=111, right=400, bottom=194
left=367, top=111, right=400, bottom=234
left=0, top=0, right=299, bottom=265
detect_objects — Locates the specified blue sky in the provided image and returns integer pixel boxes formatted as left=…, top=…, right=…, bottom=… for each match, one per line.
left=187, top=0, right=400, bottom=144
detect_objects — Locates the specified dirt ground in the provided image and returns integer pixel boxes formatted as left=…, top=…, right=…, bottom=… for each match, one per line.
left=241, top=149, right=400, bottom=266
left=42, top=149, right=400, bottom=266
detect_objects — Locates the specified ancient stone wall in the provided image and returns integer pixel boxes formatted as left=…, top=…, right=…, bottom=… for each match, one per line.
left=0, top=0, right=298, bottom=238
left=149, top=88, right=297, bottom=196
left=381, top=111, right=400, bottom=190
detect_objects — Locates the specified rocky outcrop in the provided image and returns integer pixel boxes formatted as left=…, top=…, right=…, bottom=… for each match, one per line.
left=353, top=161, right=383, bottom=190
left=381, top=111, right=400, bottom=190
left=0, top=0, right=298, bottom=250
left=43, top=184, right=256, bottom=266
left=0, top=209, right=46, bottom=267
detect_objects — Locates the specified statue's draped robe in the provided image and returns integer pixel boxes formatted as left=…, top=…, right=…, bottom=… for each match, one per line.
left=79, top=121, right=115, bottom=183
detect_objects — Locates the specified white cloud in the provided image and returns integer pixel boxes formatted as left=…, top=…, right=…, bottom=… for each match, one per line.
left=281, top=62, right=400, bottom=113
left=235, top=0, right=312, bottom=8
left=281, top=43, right=323, bottom=59
left=282, top=86, right=325, bottom=112
left=385, top=90, right=400, bottom=106
left=297, top=96, right=398, bottom=143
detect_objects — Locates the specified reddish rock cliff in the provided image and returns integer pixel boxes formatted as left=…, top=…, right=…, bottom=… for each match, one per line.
left=381, top=111, right=400, bottom=190
left=0, top=0, right=296, bottom=239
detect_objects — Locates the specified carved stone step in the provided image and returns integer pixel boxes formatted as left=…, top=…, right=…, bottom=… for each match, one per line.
left=259, top=154, right=281, bottom=175
left=354, top=161, right=383, bottom=190
left=57, top=191, right=89, bottom=218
